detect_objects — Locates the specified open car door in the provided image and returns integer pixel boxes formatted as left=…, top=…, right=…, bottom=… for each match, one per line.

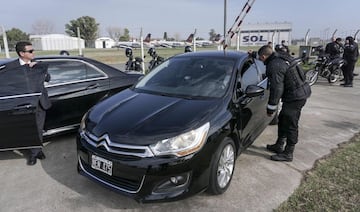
left=0, top=65, right=42, bottom=151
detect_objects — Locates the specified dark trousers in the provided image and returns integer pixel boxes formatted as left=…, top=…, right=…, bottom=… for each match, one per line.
left=278, top=99, right=306, bottom=147
left=342, top=60, right=356, bottom=85
left=29, top=106, right=46, bottom=157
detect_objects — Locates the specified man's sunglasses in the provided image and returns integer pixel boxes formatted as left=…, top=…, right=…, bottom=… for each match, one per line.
left=23, top=49, right=35, bottom=53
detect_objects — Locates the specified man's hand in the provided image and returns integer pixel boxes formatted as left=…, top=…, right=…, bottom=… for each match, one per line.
left=29, top=62, right=37, bottom=68
left=267, top=108, right=275, bottom=117
left=266, top=104, right=277, bottom=117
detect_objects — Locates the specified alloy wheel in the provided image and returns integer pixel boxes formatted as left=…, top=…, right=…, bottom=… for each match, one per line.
left=217, top=144, right=235, bottom=188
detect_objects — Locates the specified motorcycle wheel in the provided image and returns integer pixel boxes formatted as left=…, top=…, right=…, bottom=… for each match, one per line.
left=305, top=70, right=318, bottom=86
left=328, top=69, right=341, bottom=83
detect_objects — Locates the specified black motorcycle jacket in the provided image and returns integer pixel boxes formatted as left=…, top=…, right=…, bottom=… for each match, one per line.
left=343, top=41, right=359, bottom=62
left=325, top=42, right=343, bottom=59
left=265, top=53, right=311, bottom=112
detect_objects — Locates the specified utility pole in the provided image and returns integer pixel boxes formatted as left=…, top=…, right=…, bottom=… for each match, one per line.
left=77, top=27, right=83, bottom=56
left=1, top=26, right=10, bottom=58
left=193, top=28, right=197, bottom=52
left=140, top=27, right=145, bottom=74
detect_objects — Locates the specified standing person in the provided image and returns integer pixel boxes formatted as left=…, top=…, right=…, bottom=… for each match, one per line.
left=5, top=41, right=51, bottom=165
left=257, top=45, right=311, bottom=162
left=341, top=36, right=359, bottom=87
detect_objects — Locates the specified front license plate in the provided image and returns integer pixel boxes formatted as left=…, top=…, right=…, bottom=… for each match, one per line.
left=91, top=155, right=113, bottom=176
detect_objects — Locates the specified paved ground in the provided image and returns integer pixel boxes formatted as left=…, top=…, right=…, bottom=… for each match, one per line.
left=1, top=69, right=360, bottom=212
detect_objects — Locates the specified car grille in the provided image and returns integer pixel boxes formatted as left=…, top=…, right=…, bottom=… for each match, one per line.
left=81, top=131, right=154, bottom=158
left=79, top=157, right=145, bottom=193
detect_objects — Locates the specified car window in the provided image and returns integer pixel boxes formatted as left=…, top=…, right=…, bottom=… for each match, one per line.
left=135, top=57, right=235, bottom=98
left=239, top=59, right=263, bottom=91
left=254, top=59, right=266, bottom=80
left=44, top=60, right=106, bottom=85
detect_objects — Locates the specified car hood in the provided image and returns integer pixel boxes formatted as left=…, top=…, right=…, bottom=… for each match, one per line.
left=86, top=89, right=223, bottom=145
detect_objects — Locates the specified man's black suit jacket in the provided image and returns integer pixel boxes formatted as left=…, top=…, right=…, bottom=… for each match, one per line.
left=4, top=59, right=51, bottom=110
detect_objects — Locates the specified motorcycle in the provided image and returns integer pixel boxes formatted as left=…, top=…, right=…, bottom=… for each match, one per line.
left=305, top=46, right=345, bottom=86
left=147, top=48, right=164, bottom=73
left=125, top=47, right=143, bottom=72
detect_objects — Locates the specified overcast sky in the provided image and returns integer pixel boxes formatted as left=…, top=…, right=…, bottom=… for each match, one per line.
left=1, top=0, right=359, bottom=40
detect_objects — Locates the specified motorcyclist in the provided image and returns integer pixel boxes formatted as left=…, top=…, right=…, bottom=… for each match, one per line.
left=147, top=48, right=164, bottom=71
left=341, top=36, right=359, bottom=87
left=125, top=47, right=134, bottom=70
left=325, top=37, right=344, bottom=60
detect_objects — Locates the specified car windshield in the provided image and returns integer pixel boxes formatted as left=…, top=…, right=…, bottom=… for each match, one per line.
left=135, top=56, right=235, bottom=98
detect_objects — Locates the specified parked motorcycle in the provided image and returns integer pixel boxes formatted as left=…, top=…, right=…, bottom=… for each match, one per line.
left=147, top=48, right=164, bottom=73
left=125, top=47, right=143, bottom=72
left=305, top=46, right=345, bottom=86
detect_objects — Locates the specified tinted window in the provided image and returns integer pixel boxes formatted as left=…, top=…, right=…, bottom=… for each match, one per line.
left=135, top=57, right=235, bottom=98
left=239, top=59, right=264, bottom=90
left=44, top=60, right=105, bottom=85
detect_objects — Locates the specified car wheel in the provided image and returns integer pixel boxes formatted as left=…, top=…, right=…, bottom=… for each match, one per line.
left=207, top=137, right=236, bottom=195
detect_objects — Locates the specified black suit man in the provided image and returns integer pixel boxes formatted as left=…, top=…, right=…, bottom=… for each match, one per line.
left=5, top=41, right=51, bottom=165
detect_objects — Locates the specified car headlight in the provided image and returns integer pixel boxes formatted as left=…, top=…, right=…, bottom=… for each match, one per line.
left=149, top=122, right=210, bottom=157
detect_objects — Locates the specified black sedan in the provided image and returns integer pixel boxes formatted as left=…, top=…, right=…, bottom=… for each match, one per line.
left=0, top=56, right=142, bottom=151
left=77, top=51, right=274, bottom=202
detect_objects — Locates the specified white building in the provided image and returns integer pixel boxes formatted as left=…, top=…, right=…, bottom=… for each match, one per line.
left=95, top=37, right=116, bottom=49
left=231, top=22, right=292, bottom=46
left=30, top=34, right=85, bottom=51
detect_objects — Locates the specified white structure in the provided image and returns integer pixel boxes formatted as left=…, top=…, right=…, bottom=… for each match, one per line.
left=95, top=37, right=116, bottom=49
left=30, top=34, right=85, bottom=50
left=233, top=22, right=292, bottom=46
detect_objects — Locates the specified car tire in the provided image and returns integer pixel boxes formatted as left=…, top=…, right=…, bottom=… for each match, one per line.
left=207, top=137, right=236, bottom=195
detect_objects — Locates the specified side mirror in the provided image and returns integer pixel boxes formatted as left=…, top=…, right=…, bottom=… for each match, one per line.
left=245, top=85, right=264, bottom=97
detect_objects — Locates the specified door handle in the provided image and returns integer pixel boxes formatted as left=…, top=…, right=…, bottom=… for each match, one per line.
left=86, top=83, right=99, bottom=90
left=12, top=104, right=36, bottom=115
left=13, top=104, right=34, bottom=110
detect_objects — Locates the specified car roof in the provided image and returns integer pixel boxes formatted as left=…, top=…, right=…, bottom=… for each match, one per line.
left=0, top=58, right=14, bottom=66
left=174, top=50, right=249, bottom=60
left=34, top=55, right=96, bottom=62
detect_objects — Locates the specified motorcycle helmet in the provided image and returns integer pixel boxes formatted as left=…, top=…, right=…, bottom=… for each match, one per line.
left=275, top=44, right=286, bottom=53
left=148, top=48, right=156, bottom=57
left=125, top=47, right=133, bottom=57
left=346, top=36, right=354, bottom=44
left=184, top=45, right=192, bottom=53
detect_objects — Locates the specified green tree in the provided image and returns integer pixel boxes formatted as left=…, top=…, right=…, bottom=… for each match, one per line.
left=0, top=28, right=29, bottom=50
left=163, top=32, right=168, bottom=41
left=65, top=16, right=99, bottom=47
left=209, top=29, right=217, bottom=41
left=119, top=28, right=130, bottom=41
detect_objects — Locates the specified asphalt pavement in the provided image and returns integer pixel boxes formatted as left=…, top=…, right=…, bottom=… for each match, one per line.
left=1, top=68, right=360, bottom=212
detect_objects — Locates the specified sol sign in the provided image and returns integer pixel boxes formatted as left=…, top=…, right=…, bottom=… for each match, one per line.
left=242, top=35, right=267, bottom=43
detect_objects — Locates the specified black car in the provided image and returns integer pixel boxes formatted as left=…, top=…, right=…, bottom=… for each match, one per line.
left=77, top=51, right=274, bottom=202
left=0, top=56, right=142, bottom=151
